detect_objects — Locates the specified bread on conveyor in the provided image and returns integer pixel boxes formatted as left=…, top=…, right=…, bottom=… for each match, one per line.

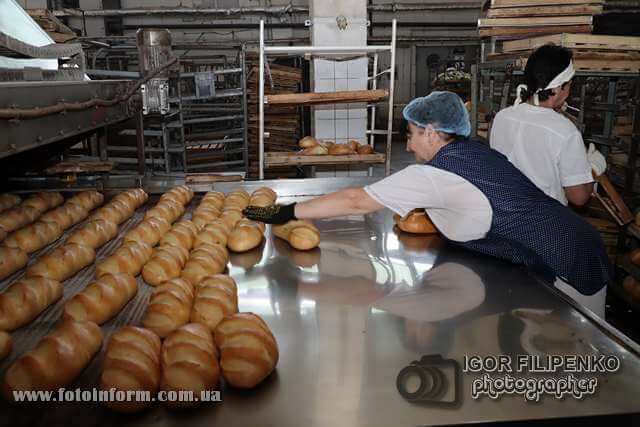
left=181, top=243, right=229, bottom=286
left=25, top=243, right=95, bottom=281
left=0, top=193, right=21, bottom=213
left=40, top=202, right=88, bottom=230
left=227, top=219, right=265, bottom=253
left=111, top=188, right=148, bottom=208
left=159, top=220, right=198, bottom=251
left=22, top=192, right=64, bottom=213
left=393, top=209, right=438, bottom=234
left=142, top=245, right=190, bottom=286
left=89, top=198, right=136, bottom=225
left=298, top=136, right=318, bottom=148
left=272, top=220, right=321, bottom=250
left=200, top=191, right=226, bottom=211
left=160, top=185, right=194, bottom=206
left=219, top=209, right=243, bottom=230
left=191, top=205, right=222, bottom=230
left=214, top=313, right=278, bottom=389
left=101, top=326, right=161, bottom=413
left=63, top=274, right=138, bottom=325
left=3, top=220, right=63, bottom=254
left=190, top=275, right=238, bottom=332
left=160, top=323, right=220, bottom=408
left=122, top=216, right=171, bottom=247
left=95, top=241, right=153, bottom=278
left=0, top=331, right=11, bottom=361
left=66, top=219, right=118, bottom=249
left=0, top=206, right=41, bottom=234
left=224, top=190, right=251, bottom=211
left=0, top=277, right=63, bottom=331
left=249, top=187, right=277, bottom=207
left=142, top=278, right=195, bottom=338
left=2, top=320, right=102, bottom=401
left=0, top=246, right=29, bottom=280
left=144, top=199, right=185, bottom=224
left=67, top=190, right=104, bottom=211
left=194, top=220, right=232, bottom=248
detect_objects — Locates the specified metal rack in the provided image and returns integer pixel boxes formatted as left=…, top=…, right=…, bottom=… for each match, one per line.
left=257, top=19, right=397, bottom=180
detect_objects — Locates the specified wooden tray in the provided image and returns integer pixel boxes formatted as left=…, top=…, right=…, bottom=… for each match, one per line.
left=265, top=152, right=385, bottom=167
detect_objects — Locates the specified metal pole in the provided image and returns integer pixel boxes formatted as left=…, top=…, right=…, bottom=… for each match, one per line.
left=369, top=53, right=379, bottom=177
left=470, top=64, right=478, bottom=138
left=385, top=19, right=397, bottom=176
left=162, top=122, right=170, bottom=173
left=259, top=20, right=265, bottom=180
left=241, top=43, right=249, bottom=177
left=136, top=109, right=146, bottom=176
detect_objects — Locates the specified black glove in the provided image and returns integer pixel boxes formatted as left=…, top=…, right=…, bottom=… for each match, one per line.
left=243, top=203, right=297, bottom=224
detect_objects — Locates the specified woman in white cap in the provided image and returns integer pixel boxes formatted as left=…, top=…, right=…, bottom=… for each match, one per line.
left=490, top=44, right=606, bottom=207
left=244, top=91, right=612, bottom=317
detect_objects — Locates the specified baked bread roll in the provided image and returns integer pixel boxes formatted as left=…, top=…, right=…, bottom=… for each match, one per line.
left=252, top=187, right=277, bottom=199
left=0, top=331, right=11, bottom=361
left=393, top=210, right=438, bottom=234
left=66, top=219, right=118, bottom=249
left=112, top=188, right=148, bottom=209
left=159, top=220, right=198, bottom=250
left=160, top=185, right=194, bottom=206
left=3, top=220, right=63, bottom=254
left=122, top=216, right=171, bottom=247
left=214, top=313, right=278, bottom=388
left=90, top=198, right=136, bottom=224
left=328, top=143, right=355, bottom=155
left=190, top=275, right=238, bottom=332
left=144, top=199, right=185, bottom=224
left=96, top=241, right=153, bottom=278
left=26, top=243, right=95, bottom=281
left=0, top=277, right=63, bottom=331
left=191, top=205, right=222, bottom=230
left=22, top=192, right=64, bottom=213
left=630, top=248, right=640, bottom=266
left=347, top=140, right=359, bottom=152
left=357, top=144, right=374, bottom=154
left=0, top=193, right=21, bottom=213
left=181, top=243, right=229, bottom=286
left=63, top=274, right=138, bottom=324
left=199, top=192, right=226, bottom=211
left=0, top=246, right=29, bottom=280
left=142, top=245, right=190, bottom=286
left=249, top=187, right=277, bottom=207
left=2, top=320, right=102, bottom=400
left=273, top=220, right=321, bottom=250
left=160, top=323, right=220, bottom=408
left=302, top=144, right=328, bottom=155
left=219, top=209, right=243, bottom=229
left=228, top=220, right=264, bottom=253
left=224, top=191, right=250, bottom=211
left=40, top=203, right=88, bottom=230
left=298, top=136, right=318, bottom=148
left=67, top=190, right=104, bottom=211
left=101, top=326, right=161, bottom=413
left=0, top=227, right=5, bottom=242
left=142, top=278, right=194, bottom=338
left=193, top=220, right=231, bottom=248
left=0, top=206, right=41, bottom=234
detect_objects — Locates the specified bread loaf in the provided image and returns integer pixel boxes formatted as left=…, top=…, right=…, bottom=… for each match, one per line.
left=63, top=274, right=138, bottom=324
left=159, top=220, right=198, bottom=250
left=96, top=241, right=153, bottom=278
left=66, top=219, right=118, bottom=249
left=347, top=140, right=359, bottom=152
left=228, top=220, right=264, bottom=253
left=41, top=202, right=88, bottom=229
left=0, top=206, right=41, bottom=234
left=0, top=193, right=21, bottom=213
left=122, top=216, right=171, bottom=247
left=298, top=136, right=318, bottom=148
left=144, top=199, right=185, bottom=224
left=112, top=188, right=148, bottom=209
left=191, top=206, right=222, bottom=230
left=630, top=248, right=640, bottom=266
left=160, top=185, right=194, bottom=206
left=193, top=220, right=231, bottom=248
left=0, top=331, right=11, bottom=361
left=90, top=198, right=135, bottom=224
left=0, top=227, right=5, bottom=242
left=181, top=243, right=229, bottom=286
left=142, top=278, right=194, bottom=338
left=357, top=144, right=374, bottom=154
left=302, top=144, right=329, bottom=155
left=101, top=326, right=161, bottom=413
left=219, top=209, right=243, bottom=229
left=393, top=210, right=438, bottom=234
left=22, top=192, right=64, bottom=213
left=328, top=143, right=355, bottom=156
left=3, top=220, right=63, bottom=253
left=160, top=323, right=220, bottom=408
left=273, top=220, right=321, bottom=250
left=0, top=277, right=63, bottom=331
left=248, top=194, right=273, bottom=207
left=199, top=192, right=225, bottom=211
left=0, top=246, right=29, bottom=280
left=67, top=190, right=104, bottom=211
left=214, top=313, right=278, bottom=388
left=26, top=243, right=95, bottom=281
left=142, top=245, right=190, bottom=286
left=2, top=321, right=102, bottom=400
left=191, top=275, right=238, bottom=332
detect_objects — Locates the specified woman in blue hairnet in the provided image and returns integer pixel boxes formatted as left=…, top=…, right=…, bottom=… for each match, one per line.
left=244, top=91, right=612, bottom=317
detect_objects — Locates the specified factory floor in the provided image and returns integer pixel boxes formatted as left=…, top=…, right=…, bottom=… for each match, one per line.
left=379, top=138, right=640, bottom=345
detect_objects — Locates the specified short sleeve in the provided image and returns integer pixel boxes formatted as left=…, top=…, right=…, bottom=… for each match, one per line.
left=363, top=165, right=445, bottom=217
left=558, top=131, right=593, bottom=187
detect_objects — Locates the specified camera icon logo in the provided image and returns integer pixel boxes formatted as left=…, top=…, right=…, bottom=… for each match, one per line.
left=396, top=355, right=461, bottom=406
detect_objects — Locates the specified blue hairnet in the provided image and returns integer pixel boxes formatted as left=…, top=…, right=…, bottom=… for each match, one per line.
left=402, top=91, right=470, bottom=137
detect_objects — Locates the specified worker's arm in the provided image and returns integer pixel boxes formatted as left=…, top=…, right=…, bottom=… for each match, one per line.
left=295, top=187, right=385, bottom=219
left=564, top=182, right=594, bottom=206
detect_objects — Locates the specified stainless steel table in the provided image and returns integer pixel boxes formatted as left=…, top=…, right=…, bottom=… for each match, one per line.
left=1, top=178, right=639, bottom=427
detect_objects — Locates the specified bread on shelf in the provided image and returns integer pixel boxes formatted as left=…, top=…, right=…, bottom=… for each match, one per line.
left=190, top=275, right=238, bottom=332
left=63, top=274, right=138, bottom=325
left=214, top=313, right=278, bottom=389
left=328, top=143, right=356, bottom=156
left=142, top=245, right=190, bottom=286
left=3, top=220, right=63, bottom=254
left=273, top=220, right=321, bottom=250
left=181, top=243, right=229, bottom=286
left=2, top=320, right=102, bottom=400
left=357, top=144, right=374, bottom=154
left=0, top=246, right=29, bottom=280
left=66, top=219, right=118, bottom=249
left=298, top=136, right=318, bottom=148
left=95, top=241, right=153, bottom=278
left=160, top=323, right=220, bottom=408
left=393, top=209, right=438, bottom=234
left=0, top=331, right=11, bottom=361
left=301, top=144, right=329, bottom=155
left=142, top=278, right=195, bottom=338
left=100, top=326, right=161, bottom=413
left=0, top=277, right=63, bottom=331
left=25, top=243, right=95, bottom=281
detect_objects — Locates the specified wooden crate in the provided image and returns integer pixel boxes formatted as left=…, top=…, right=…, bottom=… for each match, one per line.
left=489, top=0, right=603, bottom=7
left=502, top=33, right=640, bottom=53
left=265, top=152, right=385, bottom=167
left=487, top=4, right=603, bottom=18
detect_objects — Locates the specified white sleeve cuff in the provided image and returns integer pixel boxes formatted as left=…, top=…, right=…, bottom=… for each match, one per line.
left=561, top=173, right=594, bottom=187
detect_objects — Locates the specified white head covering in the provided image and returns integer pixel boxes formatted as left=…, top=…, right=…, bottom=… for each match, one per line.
left=514, top=61, right=576, bottom=106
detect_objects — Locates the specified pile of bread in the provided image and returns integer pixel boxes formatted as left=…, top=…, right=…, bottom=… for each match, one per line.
left=298, top=136, right=374, bottom=156
left=0, top=186, right=280, bottom=412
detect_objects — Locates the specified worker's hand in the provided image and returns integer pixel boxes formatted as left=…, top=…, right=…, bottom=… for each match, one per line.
left=587, top=143, right=607, bottom=176
left=243, top=203, right=297, bottom=224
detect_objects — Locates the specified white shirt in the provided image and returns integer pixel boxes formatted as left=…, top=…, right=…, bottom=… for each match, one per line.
left=490, top=103, right=593, bottom=206
left=364, top=164, right=493, bottom=242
